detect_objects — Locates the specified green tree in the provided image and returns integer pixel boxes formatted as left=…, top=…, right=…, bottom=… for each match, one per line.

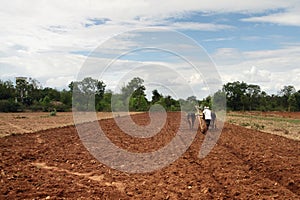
left=42, top=88, right=61, bottom=101
left=121, top=77, right=145, bottom=99
left=288, top=94, right=297, bottom=112
left=181, top=96, right=198, bottom=112
left=97, top=90, right=112, bottom=111
left=15, top=77, right=42, bottom=106
left=15, top=78, right=28, bottom=103
left=111, top=93, right=126, bottom=111
left=279, top=85, right=296, bottom=111
left=0, top=99, right=21, bottom=112
left=0, top=80, right=15, bottom=100
left=72, top=77, right=106, bottom=111
left=27, top=78, right=42, bottom=102
left=212, top=90, right=226, bottom=111
left=294, top=91, right=300, bottom=111
left=60, top=89, right=72, bottom=106
left=258, top=91, right=268, bottom=111
left=68, top=81, right=74, bottom=92
left=187, top=96, right=197, bottom=103
left=129, top=95, right=148, bottom=111
left=40, top=95, right=51, bottom=111
left=223, top=81, right=248, bottom=111
left=96, top=81, right=106, bottom=99
left=200, top=96, right=212, bottom=109
left=120, top=77, right=148, bottom=111
left=280, top=85, right=296, bottom=97
left=241, top=95, right=249, bottom=111
left=151, top=89, right=162, bottom=104
left=158, top=95, right=180, bottom=111
left=246, top=84, right=261, bottom=110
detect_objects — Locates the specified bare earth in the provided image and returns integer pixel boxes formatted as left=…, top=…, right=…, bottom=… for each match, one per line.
left=0, top=112, right=134, bottom=138
left=0, top=112, right=299, bottom=199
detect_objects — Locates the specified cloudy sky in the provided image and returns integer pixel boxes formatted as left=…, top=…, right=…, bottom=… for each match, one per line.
left=1, top=0, right=300, bottom=99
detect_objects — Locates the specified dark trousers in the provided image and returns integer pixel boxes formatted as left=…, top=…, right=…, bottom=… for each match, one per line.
left=205, top=119, right=211, bottom=130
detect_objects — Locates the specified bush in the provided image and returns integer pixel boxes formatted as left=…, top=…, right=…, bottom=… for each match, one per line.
left=251, top=123, right=265, bottom=130
left=50, top=109, right=57, bottom=116
left=29, top=102, right=44, bottom=112
left=0, top=99, right=22, bottom=112
left=53, top=103, right=70, bottom=112
left=96, top=102, right=112, bottom=112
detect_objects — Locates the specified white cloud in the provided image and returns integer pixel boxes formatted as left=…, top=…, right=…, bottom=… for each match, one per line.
left=212, top=48, right=245, bottom=65
left=167, top=22, right=234, bottom=31
left=0, top=0, right=300, bottom=97
left=242, top=66, right=272, bottom=83
left=0, top=52, right=85, bottom=88
left=189, top=73, right=201, bottom=85
left=46, top=76, right=75, bottom=89
left=203, top=37, right=235, bottom=42
left=241, top=9, right=300, bottom=26
left=212, top=45, right=300, bottom=94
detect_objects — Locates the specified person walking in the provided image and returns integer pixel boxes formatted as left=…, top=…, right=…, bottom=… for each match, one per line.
left=203, top=106, right=212, bottom=130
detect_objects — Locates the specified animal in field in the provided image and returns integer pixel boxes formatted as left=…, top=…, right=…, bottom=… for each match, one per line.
left=187, top=106, right=208, bottom=134
left=187, top=112, right=196, bottom=129
left=210, top=112, right=217, bottom=129
left=196, top=112, right=208, bottom=134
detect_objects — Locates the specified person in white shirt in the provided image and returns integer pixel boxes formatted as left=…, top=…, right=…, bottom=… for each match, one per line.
left=203, top=106, right=212, bottom=130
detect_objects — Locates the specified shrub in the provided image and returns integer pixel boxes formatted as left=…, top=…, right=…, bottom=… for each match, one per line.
left=251, top=123, right=265, bottom=130
left=53, top=103, right=70, bottom=112
left=0, top=99, right=22, bottom=112
left=50, top=109, right=57, bottom=116
left=29, top=102, right=44, bottom=112
left=240, top=122, right=250, bottom=127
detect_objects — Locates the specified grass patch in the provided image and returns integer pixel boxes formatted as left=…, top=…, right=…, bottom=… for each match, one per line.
left=227, top=113, right=300, bottom=124
left=227, top=112, right=300, bottom=141
left=251, top=123, right=264, bottom=130
left=50, top=109, right=57, bottom=116
left=240, top=122, right=250, bottom=127
left=14, top=116, right=27, bottom=119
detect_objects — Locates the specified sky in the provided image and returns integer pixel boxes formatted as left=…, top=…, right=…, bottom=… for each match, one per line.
left=1, top=0, right=300, bottom=99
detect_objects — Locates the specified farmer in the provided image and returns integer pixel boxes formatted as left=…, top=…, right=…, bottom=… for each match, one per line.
left=203, top=106, right=212, bottom=130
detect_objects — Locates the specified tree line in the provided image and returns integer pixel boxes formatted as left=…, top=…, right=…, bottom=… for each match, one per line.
left=0, top=77, right=299, bottom=112
left=222, top=81, right=300, bottom=112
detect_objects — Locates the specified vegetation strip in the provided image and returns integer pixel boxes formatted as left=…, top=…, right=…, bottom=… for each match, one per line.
left=227, top=113, right=300, bottom=124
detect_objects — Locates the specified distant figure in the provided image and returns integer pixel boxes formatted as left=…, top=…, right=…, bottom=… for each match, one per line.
left=194, top=106, right=208, bottom=134
left=187, top=112, right=196, bottom=130
left=211, top=112, right=217, bottom=129
left=203, top=106, right=212, bottom=130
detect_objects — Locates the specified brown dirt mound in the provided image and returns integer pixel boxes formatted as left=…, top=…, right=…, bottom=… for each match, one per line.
left=0, top=112, right=299, bottom=199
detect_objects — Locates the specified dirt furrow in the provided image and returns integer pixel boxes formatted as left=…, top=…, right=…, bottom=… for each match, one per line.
left=0, top=112, right=299, bottom=199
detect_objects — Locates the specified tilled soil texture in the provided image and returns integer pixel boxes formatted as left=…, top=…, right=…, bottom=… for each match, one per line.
left=0, top=112, right=299, bottom=199
left=0, top=112, right=136, bottom=137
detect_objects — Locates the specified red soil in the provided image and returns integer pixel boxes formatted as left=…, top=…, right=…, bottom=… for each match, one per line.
left=0, top=112, right=299, bottom=199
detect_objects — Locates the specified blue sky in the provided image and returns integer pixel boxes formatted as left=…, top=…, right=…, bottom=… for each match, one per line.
left=178, top=11, right=300, bottom=52
left=1, top=0, right=300, bottom=99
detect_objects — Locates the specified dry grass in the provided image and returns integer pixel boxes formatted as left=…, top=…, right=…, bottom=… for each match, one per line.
left=0, top=112, right=140, bottom=137
left=226, top=111, right=300, bottom=141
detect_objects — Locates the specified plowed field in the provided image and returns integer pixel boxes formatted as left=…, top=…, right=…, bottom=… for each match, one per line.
left=0, top=112, right=299, bottom=199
